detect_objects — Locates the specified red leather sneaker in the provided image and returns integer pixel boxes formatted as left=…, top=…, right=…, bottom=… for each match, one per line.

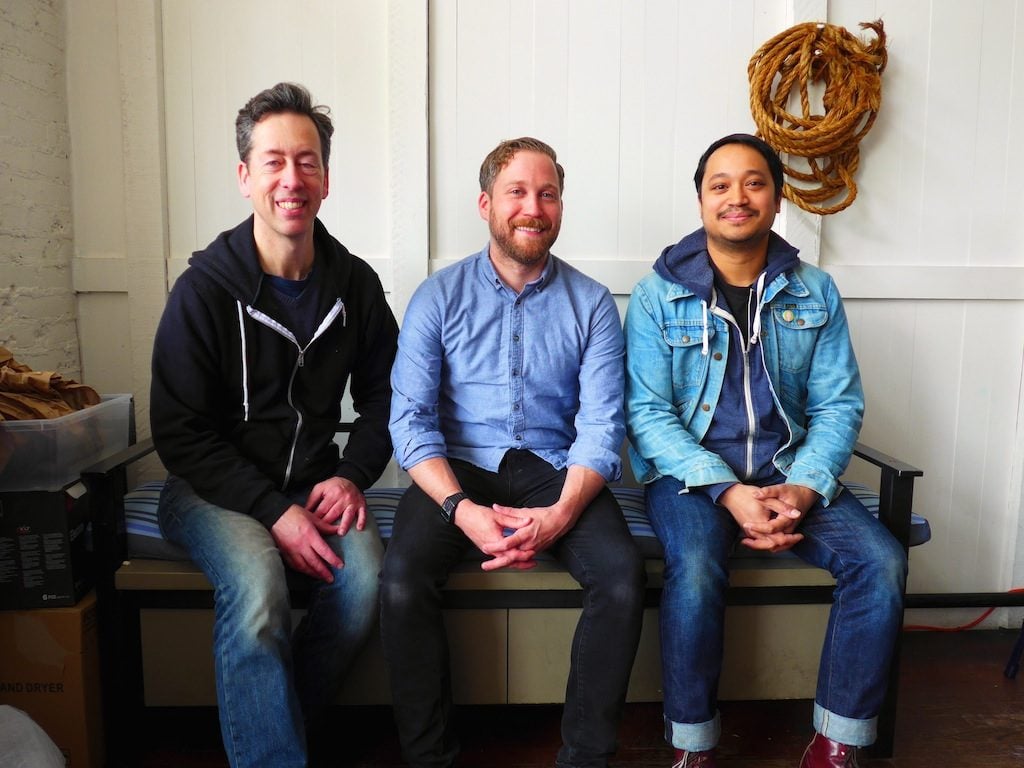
left=673, top=748, right=718, bottom=767
left=799, top=733, right=860, bottom=767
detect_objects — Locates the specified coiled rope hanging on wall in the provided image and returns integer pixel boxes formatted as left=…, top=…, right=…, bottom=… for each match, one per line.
left=748, top=20, right=886, bottom=215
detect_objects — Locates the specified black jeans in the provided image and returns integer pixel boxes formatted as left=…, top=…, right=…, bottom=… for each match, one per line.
left=379, top=451, right=646, bottom=768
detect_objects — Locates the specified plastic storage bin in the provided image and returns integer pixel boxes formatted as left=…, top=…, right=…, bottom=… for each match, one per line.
left=0, top=394, right=132, bottom=492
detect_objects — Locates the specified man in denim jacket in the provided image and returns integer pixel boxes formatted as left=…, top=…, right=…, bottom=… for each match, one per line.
left=623, top=134, right=906, bottom=768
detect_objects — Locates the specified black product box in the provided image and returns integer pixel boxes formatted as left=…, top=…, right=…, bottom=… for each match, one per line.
left=0, top=482, right=92, bottom=609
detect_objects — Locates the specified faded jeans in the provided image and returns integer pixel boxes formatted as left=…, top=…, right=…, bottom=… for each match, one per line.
left=646, top=476, right=907, bottom=751
left=158, top=475, right=383, bottom=768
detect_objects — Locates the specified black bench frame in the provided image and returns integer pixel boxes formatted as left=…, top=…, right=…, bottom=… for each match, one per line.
left=84, top=438, right=923, bottom=763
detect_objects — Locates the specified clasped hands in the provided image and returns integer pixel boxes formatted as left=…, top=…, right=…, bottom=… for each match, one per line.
left=720, top=482, right=819, bottom=553
left=456, top=499, right=574, bottom=572
left=270, top=476, right=367, bottom=582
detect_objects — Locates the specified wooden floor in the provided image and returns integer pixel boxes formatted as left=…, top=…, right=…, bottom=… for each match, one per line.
left=135, top=628, right=1024, bottom=767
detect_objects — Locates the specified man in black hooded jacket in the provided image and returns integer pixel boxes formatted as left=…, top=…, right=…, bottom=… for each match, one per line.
left=150, top=82, right=397, bottom=768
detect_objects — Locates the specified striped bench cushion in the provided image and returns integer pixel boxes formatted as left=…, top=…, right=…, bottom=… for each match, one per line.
left=123, top=481, right=930, bottom=562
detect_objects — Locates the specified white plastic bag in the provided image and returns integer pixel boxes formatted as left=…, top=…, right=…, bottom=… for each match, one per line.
left=0, top=705, right=65, bottom=767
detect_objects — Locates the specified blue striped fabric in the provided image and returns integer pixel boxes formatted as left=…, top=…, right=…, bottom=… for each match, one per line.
left=122, top=480, right=929, bottom=562
left=123, top=481, right=190, bottom=560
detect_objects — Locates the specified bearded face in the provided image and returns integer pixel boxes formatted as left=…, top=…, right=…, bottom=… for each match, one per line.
left=479, top=150, right=563, bottom=271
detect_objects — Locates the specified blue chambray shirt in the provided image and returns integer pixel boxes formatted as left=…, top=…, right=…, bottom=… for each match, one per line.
left=389, top=245, right=625, bottom=482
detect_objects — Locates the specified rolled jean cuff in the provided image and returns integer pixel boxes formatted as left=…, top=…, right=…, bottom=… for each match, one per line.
left=665, top=711, right=720, bottom=752
left=813, top=702, right=876, bottom=747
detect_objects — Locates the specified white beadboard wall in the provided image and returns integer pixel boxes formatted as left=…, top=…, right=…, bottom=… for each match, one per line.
left=64, top=0, right=1024, bottom=618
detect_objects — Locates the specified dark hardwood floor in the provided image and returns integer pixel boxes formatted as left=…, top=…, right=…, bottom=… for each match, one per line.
left=135, top=628, right=1024, bottom=767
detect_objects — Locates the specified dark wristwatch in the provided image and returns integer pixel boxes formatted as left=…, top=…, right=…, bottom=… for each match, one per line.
left=440, top=492, right=468, bottom=525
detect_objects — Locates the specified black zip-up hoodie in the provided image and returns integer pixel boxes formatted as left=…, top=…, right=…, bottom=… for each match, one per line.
left=150, top=216, right=398, bottom=528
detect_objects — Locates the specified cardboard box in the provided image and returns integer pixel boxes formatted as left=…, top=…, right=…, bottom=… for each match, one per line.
left=0, top=481, right=92, bottom=609
left=0, top=394, right=132, bottom=492
left=0, top=590, right=105, bottom=767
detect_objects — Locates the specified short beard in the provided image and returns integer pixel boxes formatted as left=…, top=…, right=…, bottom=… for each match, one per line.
left=489, top=215, right=558, bottom=266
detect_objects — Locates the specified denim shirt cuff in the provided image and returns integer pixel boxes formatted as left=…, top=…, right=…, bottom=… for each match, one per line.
left=567, top=445, right=622, bottom=483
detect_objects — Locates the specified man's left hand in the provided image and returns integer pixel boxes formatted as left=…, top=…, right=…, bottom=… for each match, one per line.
left=305, top=476, right=367, bottom=535
left=489, top=502, right=575, bottom=556
left=743, top=483, right=820, bottom=538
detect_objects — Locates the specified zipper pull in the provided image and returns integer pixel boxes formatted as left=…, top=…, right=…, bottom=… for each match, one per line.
left=297, top=350, right=305, bottom=367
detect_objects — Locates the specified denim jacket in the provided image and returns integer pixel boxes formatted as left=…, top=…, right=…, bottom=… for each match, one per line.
left=624, top=238, right=863, bottom=504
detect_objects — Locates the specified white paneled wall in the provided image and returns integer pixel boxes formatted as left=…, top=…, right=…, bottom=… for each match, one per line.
left=68, top=0, right=1024, bottom=618
left=161, top=0, right=393, bottom=283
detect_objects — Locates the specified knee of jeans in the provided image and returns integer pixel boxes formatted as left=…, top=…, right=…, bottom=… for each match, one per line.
left=331, top=554, right=381, bottom=608
left=847, top=542, right=908, bottom=600
left=871, top=547, right=908, bottom=592
left=662, top=546, right=728, bottom=595
left=333, top=529, right=383, bottom=578
left=379, top=555, right=437, bottom=616
left=216, top=547, right=289, bottom=609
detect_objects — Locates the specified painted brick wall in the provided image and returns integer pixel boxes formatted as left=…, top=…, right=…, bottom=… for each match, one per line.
left=0, top=0, right=79, bottom=378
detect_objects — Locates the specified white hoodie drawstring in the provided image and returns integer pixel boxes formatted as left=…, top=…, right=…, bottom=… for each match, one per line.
left=701, top=299, right=710, bottom=356
left=236, top=300, right=250, bottom=421
left=750, top=272, right=767, bottom=345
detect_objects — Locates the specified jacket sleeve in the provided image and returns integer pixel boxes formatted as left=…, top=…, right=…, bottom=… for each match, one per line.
left=336, top=266, right=399, bottom=489
left=623, top=280, right=738, bottom=488
left=780, top=275, right=864, bottom=503
left=149, top=272, right=294, bottom=527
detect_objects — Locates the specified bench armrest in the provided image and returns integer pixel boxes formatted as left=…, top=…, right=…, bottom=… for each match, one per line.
left=852, top=442, right=924, bottom=552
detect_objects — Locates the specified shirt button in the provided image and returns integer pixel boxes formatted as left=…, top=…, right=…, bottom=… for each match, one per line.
left=701, top=403, right=711, bottom=412
left=515, top=434, right=522, bottom=441
left=513, top=403, right=520, bottom=410
left=782, top=309, right=795, bottom=322
left=513, top=334, right=520, bottom=342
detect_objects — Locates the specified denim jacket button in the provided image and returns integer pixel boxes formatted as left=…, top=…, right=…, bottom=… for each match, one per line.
left=682, top=335, right=691, bottom=343
left=713, top=352, right=722, bottom=361
left=701, top=403, right=711, bottom=412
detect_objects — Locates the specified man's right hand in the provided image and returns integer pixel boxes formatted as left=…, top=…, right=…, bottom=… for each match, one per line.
left=455, top=501, right=537, bottom=571
left=270, top=504, right=344, bottom=582
left=719, top=483, right=803, bottom=553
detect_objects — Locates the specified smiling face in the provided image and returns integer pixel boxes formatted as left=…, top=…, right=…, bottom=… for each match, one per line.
left=479, top=149, right=563, bottom=271
left=698, top=142, right=781, bottom=255
left=237, top=111, right=329, bottom=248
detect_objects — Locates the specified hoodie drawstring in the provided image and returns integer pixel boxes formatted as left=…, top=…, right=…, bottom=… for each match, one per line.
left=750, top=272, right=767, bottom=345
left=236, top=300, right=250, bottom=421
left=701, top=299, right=710, bottom=356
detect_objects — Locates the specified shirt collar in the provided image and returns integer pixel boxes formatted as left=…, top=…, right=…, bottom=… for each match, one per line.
left=477, top=243, right=556, bottom=295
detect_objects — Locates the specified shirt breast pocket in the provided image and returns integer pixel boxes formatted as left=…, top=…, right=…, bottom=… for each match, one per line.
left=773, top=304, right=827, bottom=374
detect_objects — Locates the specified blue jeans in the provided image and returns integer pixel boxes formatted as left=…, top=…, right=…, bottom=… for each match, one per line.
left=379, top=451, right=646, bottom=768
left=646, top=476, right=907, bottom=750
left=158, top=475, right=384, bottom=768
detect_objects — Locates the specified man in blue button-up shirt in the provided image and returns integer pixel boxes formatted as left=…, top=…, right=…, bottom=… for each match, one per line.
left=382, top=137, right=645, bottom=768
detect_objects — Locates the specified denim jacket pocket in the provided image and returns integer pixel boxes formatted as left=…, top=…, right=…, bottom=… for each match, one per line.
left=662, top=320, right=715, bottom=395
left=772, top=304, right=827, bottom=374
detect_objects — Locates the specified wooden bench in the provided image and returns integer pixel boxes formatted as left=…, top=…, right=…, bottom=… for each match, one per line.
left=83, top=436, right=926, bottom=761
